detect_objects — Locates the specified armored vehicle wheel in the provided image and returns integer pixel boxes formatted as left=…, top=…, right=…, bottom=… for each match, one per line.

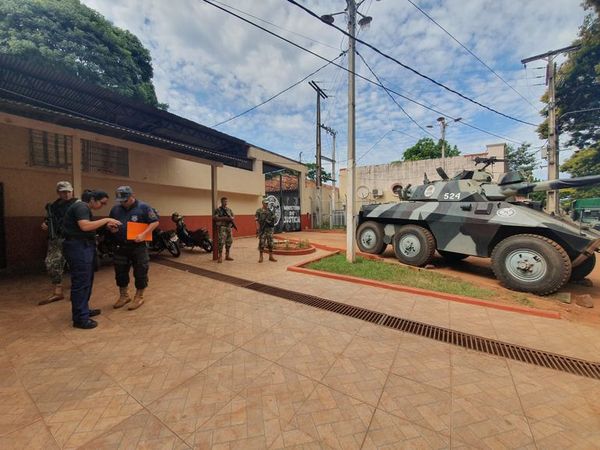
left=570, top=253, right=596, bottom=281
left=438, top=250, right=468, bottom=262
left=357, top=221, right=386, bottom=254
left=393, top=225, right=436, bottom=267
left=491, top=234, right=571, bottom=295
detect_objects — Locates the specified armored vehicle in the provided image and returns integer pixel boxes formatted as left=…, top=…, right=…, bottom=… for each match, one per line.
left=357, top=158, right=600, bottom=295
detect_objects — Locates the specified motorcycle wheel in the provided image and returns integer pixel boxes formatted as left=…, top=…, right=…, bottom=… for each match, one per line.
left=166, top=239, right=181, bottom=257
left=201, top=240, right=213, bottom=253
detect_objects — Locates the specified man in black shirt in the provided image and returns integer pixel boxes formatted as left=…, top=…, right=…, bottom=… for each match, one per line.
left=109, top=186, right=159, bottom=310
left=40, top=181, right=78, bottom=305
left=62, top=190, right=121, bottom=329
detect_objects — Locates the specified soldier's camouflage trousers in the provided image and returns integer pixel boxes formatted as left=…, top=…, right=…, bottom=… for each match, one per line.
left=258, top=229, right=274, bottom=252
left=45, top=238, right=66, bottom=285
left=217, top=226, right=233, bottom=254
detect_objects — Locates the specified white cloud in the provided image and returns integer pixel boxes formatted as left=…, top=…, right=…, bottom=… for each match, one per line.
left=81, top=0, right=587, bottom=177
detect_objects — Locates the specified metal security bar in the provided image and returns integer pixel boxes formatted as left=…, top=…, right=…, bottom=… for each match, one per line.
left=29, top=129, right=72, bottom=169
left=82, top=140, right=129, bottom=177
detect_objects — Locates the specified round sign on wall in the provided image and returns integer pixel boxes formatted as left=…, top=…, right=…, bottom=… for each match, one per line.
left=265, top=194, right=282, bottom=226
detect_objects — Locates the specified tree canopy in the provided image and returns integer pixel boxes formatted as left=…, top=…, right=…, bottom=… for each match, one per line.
left=402, top=137, right=460, bottom=161
left=552, top=0, right=600, bottom=199
left=506, top=143, right=536, bottom=180
left=304, top=163, right=333, bottom=183
left=0, top=0, right=165, bottom=108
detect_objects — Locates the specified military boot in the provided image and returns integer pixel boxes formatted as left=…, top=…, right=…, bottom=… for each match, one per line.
left=113, top=287, right=131, bottom=309
left=217, top=253, right=223, bottom=263
left=269, top=252, right=277, bottom=262
left=225, top=250, right=233, bottom=261
left=258, top=252, right=263, bottom=263
left=128, top=289, right=145, bottom=310
left=39, top=285, right=64, bottom=306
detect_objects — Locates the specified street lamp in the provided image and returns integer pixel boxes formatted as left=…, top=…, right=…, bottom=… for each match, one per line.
left=427, top=116, right=462, bottom=171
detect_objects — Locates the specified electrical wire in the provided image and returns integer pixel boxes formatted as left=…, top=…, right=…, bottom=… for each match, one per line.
left=212, top=52, right=345, bottom=127
left=356, top=50, right=436, bottom=139
left=202, top=0, right=527, bottom=145
left=404, top=0, right=538, bottom=112
left=212, top=0, right=339, bottom=50
left=285, top=0, right=538, bottom=127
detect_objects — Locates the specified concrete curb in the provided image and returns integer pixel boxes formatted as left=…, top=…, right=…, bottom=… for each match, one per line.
left=288, top=250, right=561, bottom=320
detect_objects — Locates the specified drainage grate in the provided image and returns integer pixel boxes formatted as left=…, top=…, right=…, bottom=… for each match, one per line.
left=155, top=259, right=600, bottom=380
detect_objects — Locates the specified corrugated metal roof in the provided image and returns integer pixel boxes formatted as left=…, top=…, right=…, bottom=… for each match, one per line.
left=0, top=54, right=252, bottom=169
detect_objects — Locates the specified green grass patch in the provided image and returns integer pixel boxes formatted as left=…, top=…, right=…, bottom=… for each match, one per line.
left=307, top=254, right=495, bottom=300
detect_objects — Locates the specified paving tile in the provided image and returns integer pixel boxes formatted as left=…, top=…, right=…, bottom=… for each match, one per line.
left=192, top=365, right=317, bottom=449
left=300, top=324, right=353, bottom=355
left=0, top=419, right=59, bottom=449
left=202, top=348, right=274, bottom=394
left=378, top=373, right=451, bottom=435
left=321, top=355, right=389, bottom=407
left=277, top=384, right=374, bottom=450
left=80, top=410, right=190, bottom=449
left=342, top=335, right=398, bottom=371
left=147, top=371, right=237, bottom=442
left=362, top=408, right=449, bottom=449
left=164, top=330, right=235, bottom=371
left=242, top=329, right=300, bottom=362
left=451, top=396, right=535, bottom=448
left=391, top=335, right=452, bottom=392
left=278, top=342, right=339, bottom=382
left=117, top=354, right=199, bottom=405
left=0, top=384, right=41, bottom=437
left=43, top=383, right=143, bottom=449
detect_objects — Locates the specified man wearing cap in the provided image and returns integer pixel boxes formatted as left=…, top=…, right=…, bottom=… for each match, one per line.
left=255, top=197, right=277, bottom=263
left=108, top=186, right=159, bottom=310
left=39, top=181, right=78, bottom=305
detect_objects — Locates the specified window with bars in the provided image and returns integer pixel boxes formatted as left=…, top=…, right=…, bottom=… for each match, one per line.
left=29, top=130, right=72, bottom=169
left=82, top=140, right=129, bottom=177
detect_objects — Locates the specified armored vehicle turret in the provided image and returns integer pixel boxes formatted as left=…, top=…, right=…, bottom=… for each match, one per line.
left=357, top=157, right=600, bottom=295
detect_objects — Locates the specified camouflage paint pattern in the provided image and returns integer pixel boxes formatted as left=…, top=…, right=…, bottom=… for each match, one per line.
left=45, top=238, right=65, bottom=285
left=256, top=208, right=276, bottom=252
left=359, top=175, right=600, bottom=260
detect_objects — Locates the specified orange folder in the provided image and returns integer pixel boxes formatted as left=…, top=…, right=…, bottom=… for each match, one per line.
left=126, top=222, right=153, bottom=241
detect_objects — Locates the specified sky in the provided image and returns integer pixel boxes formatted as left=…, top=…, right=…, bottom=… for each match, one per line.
left=82, top=0, right=589, bottom=181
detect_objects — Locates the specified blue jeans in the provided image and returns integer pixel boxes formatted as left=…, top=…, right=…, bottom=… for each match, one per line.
left=63, top=239, right=96, bottom=324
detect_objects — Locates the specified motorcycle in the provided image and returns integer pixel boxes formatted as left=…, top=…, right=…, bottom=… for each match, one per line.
left=96, top=225, right=181, bottom=259
left=171, top=212, right=213, bottom=253
left=150, top=227, right=181, bottom=257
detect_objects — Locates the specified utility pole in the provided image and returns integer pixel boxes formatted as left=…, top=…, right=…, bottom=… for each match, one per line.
left=309, top=80, right=327, bottom=228
left=427, top=117, right=461, bottom=172
left=346, top=0, right=357, bottom=262
left=320, top=0, right=372, bottom=262
left=521, top=44, right=581, bottom=215
left=321, top=124, right=337, bottom=229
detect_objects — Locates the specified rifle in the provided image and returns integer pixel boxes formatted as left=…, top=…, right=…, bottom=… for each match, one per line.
left=220, top=207, right=238, bottom=231
left=45, top=203, right=58, bottom=240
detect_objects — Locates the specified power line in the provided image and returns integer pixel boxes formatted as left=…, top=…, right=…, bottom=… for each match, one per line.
left=285, top=0, right=538, bottom=127
left=212, top=0, right=339, bottom=51
left=201, top=0, right=526, bottom=145
left=356, top=50, right=436, bottom=139
left=404, top=0, right=538, bottom=112
left=212, top=52, right=345, bottom=127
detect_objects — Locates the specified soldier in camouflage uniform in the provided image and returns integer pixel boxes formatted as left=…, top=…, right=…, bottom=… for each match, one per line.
left=213, top=197, right=235, bottom=263
left=40, top=181, right=77, bottom=305
left=256, top=198, right=277, bottom=263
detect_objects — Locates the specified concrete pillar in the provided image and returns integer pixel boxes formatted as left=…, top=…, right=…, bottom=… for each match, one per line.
left=211, top=165, right=218, bottom=261
left=71, top=134, right=82, bottom=198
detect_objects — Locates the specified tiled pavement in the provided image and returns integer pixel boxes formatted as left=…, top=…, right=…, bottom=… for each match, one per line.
left=1, top=238, right=600, bottom=449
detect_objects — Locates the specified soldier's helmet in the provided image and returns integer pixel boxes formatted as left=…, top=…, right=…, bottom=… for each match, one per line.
left=171, top=212, right=183, bottom=222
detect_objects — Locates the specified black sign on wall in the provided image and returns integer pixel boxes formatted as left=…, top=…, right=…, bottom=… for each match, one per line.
left=264, top=167, right=301, bottom=233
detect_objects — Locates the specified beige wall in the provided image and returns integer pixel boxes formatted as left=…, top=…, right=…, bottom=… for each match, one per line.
left=339, top=143, right=507, bottom=210
left=0, top=118, right=308, bottom=218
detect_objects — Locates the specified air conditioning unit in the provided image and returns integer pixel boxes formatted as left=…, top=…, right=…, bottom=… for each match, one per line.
left=372, top=189, right=383, bottom=198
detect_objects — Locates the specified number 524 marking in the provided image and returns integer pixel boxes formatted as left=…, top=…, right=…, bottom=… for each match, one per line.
left=443, top=193, right=461, bottom=200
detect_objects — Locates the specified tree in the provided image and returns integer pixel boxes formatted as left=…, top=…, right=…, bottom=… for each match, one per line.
left=402, top=138, right=460, bottom=161
left=505, top=143, right=536, bottom=180
left=0, top=0, right=166, bottom=108
left=561, top=148, right=600, bottom=198
left=304, top=163, right=333, bottom=183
